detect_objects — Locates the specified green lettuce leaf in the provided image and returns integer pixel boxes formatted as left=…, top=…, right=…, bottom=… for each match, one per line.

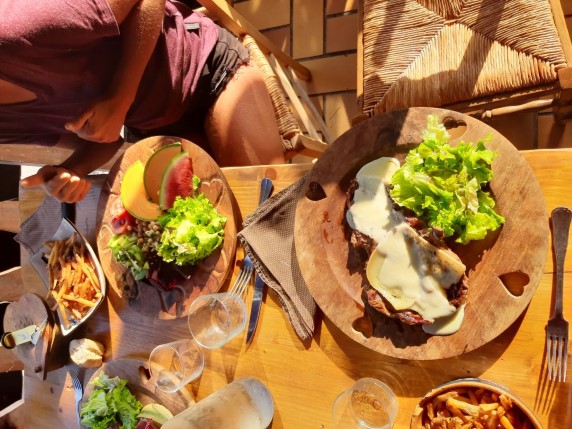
left=108, top=233, right=149, bottom=280
left=157, top=194, right=227, bottom=266
left=80, top=373, right=142, bottom=429
left=389, top=115, right=505, bottom=244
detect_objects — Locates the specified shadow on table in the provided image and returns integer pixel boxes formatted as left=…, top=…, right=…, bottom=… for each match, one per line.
left=314, top=309, right=524, bottom=400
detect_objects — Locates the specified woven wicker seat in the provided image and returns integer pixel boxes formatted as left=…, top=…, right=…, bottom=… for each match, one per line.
left=360, top=0, right=572, bottom=121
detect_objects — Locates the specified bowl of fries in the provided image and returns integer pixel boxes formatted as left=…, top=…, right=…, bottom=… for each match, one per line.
left=30, top=218, right=106, bottom=336
left=410, top=378, right=541, bottom=429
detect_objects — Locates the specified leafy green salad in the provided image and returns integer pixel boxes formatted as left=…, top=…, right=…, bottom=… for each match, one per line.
left=80, top=373, right=173, bottom=429
left=389, top=115, right=505, bottom=244
left=157, top=194, right=227, bottom=266
left=108, top=176, right=227, bottom=284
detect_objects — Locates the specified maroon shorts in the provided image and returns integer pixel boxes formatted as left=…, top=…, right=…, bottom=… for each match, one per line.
left=128, top=27, right=250, bottom=150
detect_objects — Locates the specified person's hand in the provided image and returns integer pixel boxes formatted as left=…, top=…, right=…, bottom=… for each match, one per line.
left=20, top=165, right=91, bottom=203
left=65, top=96, right=129, bottom=143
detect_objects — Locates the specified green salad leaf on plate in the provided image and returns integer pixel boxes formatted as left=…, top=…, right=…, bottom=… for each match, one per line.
left=80, top=373, right=142, bottom=429
left=389, top=115, right=505, bottom=244
left=108, top=234, right=149, bottom=280
left=157, top=194, right=227, bottom=266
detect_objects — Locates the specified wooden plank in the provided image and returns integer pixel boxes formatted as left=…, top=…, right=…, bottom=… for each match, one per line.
left=0, top=141, right=130, bottom=170
left=291, top=134, right=329, bottom=158
left=0, top=267, right=24, bottom=300
left=288, top=68, right=335, bottom=143
left=0, top=200, right=20, bottom=233
left=18, top=152, right=572, bottom=429
left=357, top=0, right=365, bottom=113
left=267, top=55, right=321, bottom=140
left=550, top=0, right=572, bottom=66
left=197, top=0, right=312, bottom=80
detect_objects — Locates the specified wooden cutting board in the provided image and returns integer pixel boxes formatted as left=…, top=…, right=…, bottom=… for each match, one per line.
left=82, top=358, right=195, bottom=416
left=96, top=136, right=237, bottom=319
left=3, top=294, right=53, bottom=379
left=295, top=107, right=549, bottom=360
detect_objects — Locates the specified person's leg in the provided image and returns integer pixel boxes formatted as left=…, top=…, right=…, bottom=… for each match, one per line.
left=205, top=62, right=285, bottom=166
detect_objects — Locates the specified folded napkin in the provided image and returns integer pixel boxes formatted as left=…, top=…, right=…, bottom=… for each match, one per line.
left=15, top=174, right=107, bottom=255
left=238, top=175, right=318, bottom=341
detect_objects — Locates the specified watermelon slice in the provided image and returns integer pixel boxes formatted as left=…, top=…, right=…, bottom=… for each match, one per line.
left=143, top=142, right=182, bottom=204
left=158, top=151, right=194, bottom=210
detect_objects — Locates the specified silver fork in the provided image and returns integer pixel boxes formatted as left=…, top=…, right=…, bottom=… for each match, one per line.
left=228, top=255, right=254, bottom=298
left=67, top=365, right=83, bottom=425
left=546, top=207, right=571, bottom=382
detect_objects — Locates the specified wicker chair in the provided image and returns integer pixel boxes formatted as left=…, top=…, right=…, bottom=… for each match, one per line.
left=358, top=0, right=572, bottom=122
left=197, top=0, right=331, bottom=159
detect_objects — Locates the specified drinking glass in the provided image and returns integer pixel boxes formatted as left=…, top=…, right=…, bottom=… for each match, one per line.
left=149, top=339, right=204, bottom=393
left=332, top=378, right=398, bottom=428
left=187, top=292, right=247, bottom=349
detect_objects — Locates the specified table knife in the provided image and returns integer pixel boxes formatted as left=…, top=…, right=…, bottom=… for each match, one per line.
left=246, top=178, right=273, bottom=344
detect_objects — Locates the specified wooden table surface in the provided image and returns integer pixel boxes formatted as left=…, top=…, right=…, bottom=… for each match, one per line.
left=16, top=150, right=572, bottom=429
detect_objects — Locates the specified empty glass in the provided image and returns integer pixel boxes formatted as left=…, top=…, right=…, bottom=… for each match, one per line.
left=187, top=292, right=247, bottom=349
left=332, top=378, right=398, bottom=428
left=149, top=339, right=204, bottom=393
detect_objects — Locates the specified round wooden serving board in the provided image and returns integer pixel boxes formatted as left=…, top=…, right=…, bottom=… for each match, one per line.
left=82, top=358, right=194, bottom=416
left=294, top=107, right=549, bottom=360
left=96, top=136, right=237, bottom=319
left=3, top=294, right=53, bottom=379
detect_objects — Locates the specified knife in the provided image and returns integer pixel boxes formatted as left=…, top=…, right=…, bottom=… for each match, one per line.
left=246, top=178, right=273, bottom=344
left=1, top=318, right=48, bottom=349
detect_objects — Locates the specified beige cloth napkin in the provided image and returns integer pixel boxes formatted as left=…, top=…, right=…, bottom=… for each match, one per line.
left=15, top=175, right=107, bottom=255
left=238, top=175, right=317, bottom=341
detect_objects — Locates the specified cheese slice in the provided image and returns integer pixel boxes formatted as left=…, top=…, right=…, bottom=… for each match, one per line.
left=347, top=156, right=468, bottom=335
left=422, top=304, right=466, bottom=336
left=366, top=223, right=466, bottom=323
left=346, top=157, right=400, bottom=244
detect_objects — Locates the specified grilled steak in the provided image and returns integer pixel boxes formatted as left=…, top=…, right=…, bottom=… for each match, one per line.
left=346, top=178, right=469, bottom=327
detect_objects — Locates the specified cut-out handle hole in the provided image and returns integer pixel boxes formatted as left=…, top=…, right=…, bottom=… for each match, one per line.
left=442, top=116, right=467, bottom=140
left=306, top=181, right=327, bottom=201
left=499, top=271, right=529, bottom=296
left=139, top=365, right=151, bottom=383
left=352, top=316, right=373, bottom=338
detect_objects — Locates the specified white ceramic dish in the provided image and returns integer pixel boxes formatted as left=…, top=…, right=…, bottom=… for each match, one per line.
left=30, top=218, right=106, bottom=336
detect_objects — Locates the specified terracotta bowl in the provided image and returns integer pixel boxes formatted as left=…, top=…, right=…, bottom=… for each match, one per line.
left=410, top=378, right=542, bottom=429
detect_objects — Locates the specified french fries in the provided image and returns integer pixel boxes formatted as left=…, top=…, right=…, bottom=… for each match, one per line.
left=45, top=233, right=101, bottom=329
left=420, top=386, right=534, bottom=429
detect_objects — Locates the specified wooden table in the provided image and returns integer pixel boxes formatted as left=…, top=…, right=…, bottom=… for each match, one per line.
left=16, top=151, right=572, bottom=429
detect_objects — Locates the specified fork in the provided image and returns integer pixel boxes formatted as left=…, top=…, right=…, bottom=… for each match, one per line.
left=546, top=206, right=571, bottom=382
left=67, top=365, right=83, bottom=425
left=228, top=255, right=254, bottom=298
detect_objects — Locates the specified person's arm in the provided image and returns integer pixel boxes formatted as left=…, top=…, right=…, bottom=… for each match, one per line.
left=65, top=0, right=166, bottom=143
left=20, top=136, right=123, bottom=203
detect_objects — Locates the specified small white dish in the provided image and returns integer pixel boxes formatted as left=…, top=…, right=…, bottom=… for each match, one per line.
left=30, top=218, right=106, bottom=336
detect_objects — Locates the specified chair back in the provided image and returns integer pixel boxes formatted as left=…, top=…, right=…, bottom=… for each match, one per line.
left=359, top=0, right=572, bottom=121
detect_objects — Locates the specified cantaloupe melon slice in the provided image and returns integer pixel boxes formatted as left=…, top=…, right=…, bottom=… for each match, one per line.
left=143, top=142, right=182, bottom=204
left=121, top=161, right=163, bottom=221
